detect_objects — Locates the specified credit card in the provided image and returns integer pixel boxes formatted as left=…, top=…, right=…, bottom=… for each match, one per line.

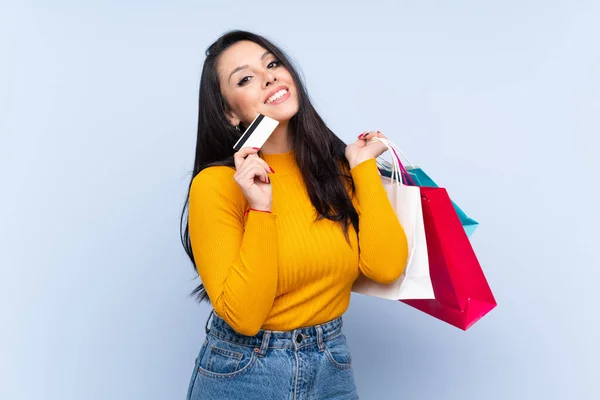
left=233, top=114, right=279, bottom=151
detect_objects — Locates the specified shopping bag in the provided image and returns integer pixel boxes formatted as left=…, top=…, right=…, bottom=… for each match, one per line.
left=406, top=167, right=479, bottom=237
left=378, top=159, right=479, bottom=237
left=352, top=138, right=434, bottom=300
left=401, top=186, right=496, bottom=330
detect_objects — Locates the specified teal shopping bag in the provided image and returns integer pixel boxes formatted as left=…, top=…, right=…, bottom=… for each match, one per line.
left=405, top=167, right=479, bottom=237
left=378, top=162, right=479, bottom=237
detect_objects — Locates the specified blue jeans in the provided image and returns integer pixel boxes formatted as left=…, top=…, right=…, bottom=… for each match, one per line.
left=186, top=311, right=359, bottom=399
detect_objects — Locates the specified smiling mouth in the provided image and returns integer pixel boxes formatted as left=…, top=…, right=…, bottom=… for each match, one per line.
left=265, top=89, right=289, bottom=104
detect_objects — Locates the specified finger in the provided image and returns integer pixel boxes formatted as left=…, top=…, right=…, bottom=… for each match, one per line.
left=254, top=157, right=275, bottom=174
left=239, top=163, right=273, bottom=184
left=361, top=131, right=386, bottom=141
left=237, top=163, right=268, bottom=180
left=358, top=131, right=378, bottom=140
left=234, top=147, right=260, bottom=170
left=238, top=152, right=275, bottom=175
left=363, top=131, right=377, bottom=140
left=239, top=165, right=270, bottom=185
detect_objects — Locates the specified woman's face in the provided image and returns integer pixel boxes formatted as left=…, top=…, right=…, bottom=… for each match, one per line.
left=217, top=40, right=299, bottom=128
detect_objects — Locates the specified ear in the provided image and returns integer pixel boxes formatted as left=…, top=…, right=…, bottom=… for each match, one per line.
left=224, top=106, right=240, bottom=128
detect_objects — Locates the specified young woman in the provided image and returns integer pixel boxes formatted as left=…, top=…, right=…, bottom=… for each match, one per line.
left=180, top=30, right=409, bottom=400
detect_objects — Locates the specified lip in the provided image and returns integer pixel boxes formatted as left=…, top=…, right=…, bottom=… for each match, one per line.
left=264, top=85, right=290, bottom=104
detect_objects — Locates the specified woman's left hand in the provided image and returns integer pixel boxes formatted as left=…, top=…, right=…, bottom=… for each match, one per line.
left=345, top=131, right=389, bottom=169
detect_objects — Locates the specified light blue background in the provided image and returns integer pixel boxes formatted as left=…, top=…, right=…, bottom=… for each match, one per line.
left=2, top=1, right=598, bottom=399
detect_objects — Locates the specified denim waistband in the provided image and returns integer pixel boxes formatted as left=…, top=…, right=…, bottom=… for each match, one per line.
left=205, top=311, right=344, bottom=351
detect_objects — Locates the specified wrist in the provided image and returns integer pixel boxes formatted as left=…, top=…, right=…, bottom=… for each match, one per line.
left=248, top=203, right=272, bottom=212
left=349, top=157, right=375, bottom=170
left=245, top=207, right=272, bottom=216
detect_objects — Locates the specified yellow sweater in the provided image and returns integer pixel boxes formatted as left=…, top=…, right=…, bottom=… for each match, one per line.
left=188, top=151, right=408, bottom=336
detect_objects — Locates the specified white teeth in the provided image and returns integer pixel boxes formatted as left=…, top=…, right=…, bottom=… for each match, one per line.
left=266, top=89, right=287, bottom=104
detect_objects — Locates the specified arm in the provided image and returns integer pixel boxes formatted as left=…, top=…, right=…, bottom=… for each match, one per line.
left=188, top=167, right=278, bottom=336
left=350, top=158, right=409, bottom=284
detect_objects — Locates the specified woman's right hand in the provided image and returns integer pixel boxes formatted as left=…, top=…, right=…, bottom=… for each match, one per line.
left=233, top=147, right=274, bottom=212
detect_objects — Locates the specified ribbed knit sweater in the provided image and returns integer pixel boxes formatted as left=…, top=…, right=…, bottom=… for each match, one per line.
left=188, top=151, right=408, bottom=336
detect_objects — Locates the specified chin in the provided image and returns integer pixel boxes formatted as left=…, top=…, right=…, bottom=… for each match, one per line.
left=263, top=102, right=300, bottom=123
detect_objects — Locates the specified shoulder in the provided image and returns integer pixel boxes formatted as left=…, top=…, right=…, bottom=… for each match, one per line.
left=193, top=165, right=235, bottom=184
left=190, top=166, right=246, bottom=206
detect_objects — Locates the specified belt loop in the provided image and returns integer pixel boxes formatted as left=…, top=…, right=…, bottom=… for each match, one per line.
left=257, top=331, right=271, bottom=357
left=316, top=325, right=325, bottom=352
left=205, top=309, right=214, bottom=334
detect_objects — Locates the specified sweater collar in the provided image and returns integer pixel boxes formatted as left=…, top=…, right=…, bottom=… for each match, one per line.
left=260, top=150, right=299, bottom=175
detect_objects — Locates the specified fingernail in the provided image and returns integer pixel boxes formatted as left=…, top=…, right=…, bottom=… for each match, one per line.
left=377, top=130, right=381, bottom=133
left=252, top=147, right=260, bottom=150
left=270, top=167, right=275, bottom=173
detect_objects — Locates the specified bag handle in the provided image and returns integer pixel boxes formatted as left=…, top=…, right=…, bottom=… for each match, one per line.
left=372, top=138, right=415, bottom=166
left=371, top=137, right=417, bottom=186
left=371, top=137, right=405, bottom=185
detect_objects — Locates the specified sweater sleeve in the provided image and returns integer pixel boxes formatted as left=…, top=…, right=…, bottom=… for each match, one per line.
left=188, top=167, right=279, bottom=336
left=350, top=158, right=409, bottom=284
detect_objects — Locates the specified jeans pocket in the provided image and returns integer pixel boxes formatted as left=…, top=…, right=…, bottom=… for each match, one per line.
left=324, top=333, right=353, bottom=370
left=197, top=335, right=258, bottom=379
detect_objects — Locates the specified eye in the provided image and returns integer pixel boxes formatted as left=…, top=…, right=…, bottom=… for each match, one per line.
left=267, top=60, right=281, bottom=69
left=237, top=76, right=251, bottom=86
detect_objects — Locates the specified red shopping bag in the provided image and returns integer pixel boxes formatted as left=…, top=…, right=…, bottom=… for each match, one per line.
left=402, top=186, right=496, bottom=330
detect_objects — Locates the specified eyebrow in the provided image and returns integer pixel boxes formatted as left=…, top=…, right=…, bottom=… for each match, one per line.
left=228, top=50, right=273, bottom=83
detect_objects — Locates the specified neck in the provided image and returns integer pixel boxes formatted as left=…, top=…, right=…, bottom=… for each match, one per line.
left=260, top=120, right=293, bottom=154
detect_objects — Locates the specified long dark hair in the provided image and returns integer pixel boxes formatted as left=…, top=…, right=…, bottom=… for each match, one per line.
left=180, top=30, right=359, bottom=303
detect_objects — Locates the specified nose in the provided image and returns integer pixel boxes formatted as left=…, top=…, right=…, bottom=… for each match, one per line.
left=263, top=71, right=277, bottom=88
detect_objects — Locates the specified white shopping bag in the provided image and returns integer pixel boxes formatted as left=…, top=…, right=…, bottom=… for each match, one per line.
left=351, top=138, right=434, bottom=300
